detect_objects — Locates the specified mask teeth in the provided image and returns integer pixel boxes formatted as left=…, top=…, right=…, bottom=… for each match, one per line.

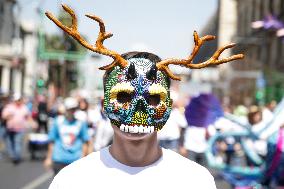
left=119, top=124, right=155, bottom=134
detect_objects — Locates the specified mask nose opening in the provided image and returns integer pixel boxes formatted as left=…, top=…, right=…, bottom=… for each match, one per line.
left=135, top=99, right=146, bottom=112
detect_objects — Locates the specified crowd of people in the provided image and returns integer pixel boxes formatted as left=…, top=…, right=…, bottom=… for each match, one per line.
left=0, top=91, right=284, bottom=188
left=0, top=93, right=114, bottom=168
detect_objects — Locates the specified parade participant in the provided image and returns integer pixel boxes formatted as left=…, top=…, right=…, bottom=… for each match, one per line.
left=93, top=98, right=113, bottom=152
left=180, top=93, right=224, bottom=166
left=246, top=106, right=267, bottom=159
left=74, top=98, right=90, bottom=123
left=2, top=93, right=32, bottom=164
left=261, top=124, right=284, bottom=188
left=45, top=4, right=243, bottom=188
left=44, top=97, right=90, bottom=175
left=36, top=95, right=49, bottom=133
left=74, top=98, right=96, bottom=141
left=0, top=93, right=9, bottom=159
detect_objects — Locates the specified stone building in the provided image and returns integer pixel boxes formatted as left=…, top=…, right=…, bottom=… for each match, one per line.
left=190, top=0, right=241, bottom=105
left=232, top=0, right=284, bottom=104
left=198, top=0, right=284, bottom=106
left=0, top=0, right=37, bottom=96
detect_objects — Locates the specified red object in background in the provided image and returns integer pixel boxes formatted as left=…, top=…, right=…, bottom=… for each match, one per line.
left=32, top=111, right=38, bottom=119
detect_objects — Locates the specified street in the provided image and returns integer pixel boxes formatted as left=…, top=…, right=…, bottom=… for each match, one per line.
left=0, top=157, right=52, bottom=189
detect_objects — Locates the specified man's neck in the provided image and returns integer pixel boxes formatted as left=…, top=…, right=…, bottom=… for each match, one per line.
left=109, top=131, right=162, bottom=167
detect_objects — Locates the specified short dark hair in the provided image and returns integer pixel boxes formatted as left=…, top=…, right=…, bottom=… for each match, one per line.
left=121, top=51, right=162, bottom=63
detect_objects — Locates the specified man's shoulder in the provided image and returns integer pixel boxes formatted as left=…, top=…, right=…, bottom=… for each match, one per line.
left=162, top=149, right=216, bottom=188
left=50, top=151, right=101, bottom=188
left=57, top=151, right=101, bottom=175
left=162, top=149, right=212, bottom=176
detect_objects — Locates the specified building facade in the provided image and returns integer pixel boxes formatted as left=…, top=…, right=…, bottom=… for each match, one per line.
left=232, top=0, right=284, bottom=104
left=0, top=0, right=38, bottom=96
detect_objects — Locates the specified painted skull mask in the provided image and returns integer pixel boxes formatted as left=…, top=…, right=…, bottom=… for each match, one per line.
left=103, top=52, right=172, bottom=134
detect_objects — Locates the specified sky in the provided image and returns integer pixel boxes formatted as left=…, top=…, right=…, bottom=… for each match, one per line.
left=19, top=0, right=217, bottom=59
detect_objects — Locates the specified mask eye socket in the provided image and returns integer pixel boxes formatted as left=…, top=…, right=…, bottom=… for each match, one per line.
left=147, top=94, right=161, bottom=106
left=117, top=92, right=133, bottom=104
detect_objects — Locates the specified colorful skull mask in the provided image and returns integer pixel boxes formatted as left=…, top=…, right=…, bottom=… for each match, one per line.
left=46, top=4, right=244, bottom=134
left=103, top=52, right=172, bottom=134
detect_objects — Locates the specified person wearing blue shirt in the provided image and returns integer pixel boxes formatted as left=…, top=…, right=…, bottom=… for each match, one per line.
left=44, top=97, right=90, bottom=175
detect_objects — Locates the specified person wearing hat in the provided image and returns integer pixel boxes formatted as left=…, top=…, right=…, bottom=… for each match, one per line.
left=44, top=97, right=90, bottom=175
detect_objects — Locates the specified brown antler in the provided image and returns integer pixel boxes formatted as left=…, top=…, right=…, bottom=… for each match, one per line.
left=156, top=31, right=244, bottom=80
left=45, top=4, right=128, bottom=70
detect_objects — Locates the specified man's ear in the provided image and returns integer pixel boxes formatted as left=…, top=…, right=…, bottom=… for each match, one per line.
left=169, top=98, right=173, bottom=108
left=101, top=98, right=105, bottom=110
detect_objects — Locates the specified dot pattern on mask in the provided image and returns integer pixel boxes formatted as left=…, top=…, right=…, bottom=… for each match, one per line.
left=103, top=58, right=172, bottom=131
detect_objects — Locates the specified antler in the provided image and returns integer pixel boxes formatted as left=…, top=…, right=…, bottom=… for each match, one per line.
left=45, top=4, right=128, bottom=70
left=156, top=31, right=244, bottom=80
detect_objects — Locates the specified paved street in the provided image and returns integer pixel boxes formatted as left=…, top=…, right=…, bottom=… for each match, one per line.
left=0, top=157, right=52, bottom=189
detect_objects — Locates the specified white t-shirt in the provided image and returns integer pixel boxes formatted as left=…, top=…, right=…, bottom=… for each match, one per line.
left=49, top=147, right=216, bottom=189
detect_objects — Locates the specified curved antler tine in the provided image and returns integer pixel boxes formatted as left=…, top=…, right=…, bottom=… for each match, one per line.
left=85, top=14, right=114, bottom=42
left=46, top=4, right=128, bottom=70
left=214, top=54, right=245, bottom=64
left=161, top=66, right=182, bottom=81
left=193, top=31, right=199, bottom=44
left=99, top=60, right=118, bottom=70
left=62, top=4, right=77, bottom=30
left=158, top=65, right=184, bottom=80
left=86, top=14, right=106, bottom=33
left=212, top=43, right=236, bottom=59
left=45, top=4, right=77, bottom=35
left=187, top=31, right=215, bottom=62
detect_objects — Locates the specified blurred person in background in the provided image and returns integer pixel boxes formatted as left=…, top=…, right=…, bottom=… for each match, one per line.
left=180, top=94, right=223, bottom=166
left=36, top=95, right=49, bottom=133
left=233, top=105, right=248, bottom=124
left=74, top=98, right=89, bottom=122
left=261, top=124, right=284, bottom=188
left=44, top=97, right=90, bottom=175
left=1, top=93, right=33, bottom=164
left=262, top=100, right=276, bottom=124
left=158, top=91, right=187, bottom=151
left=267, top=100, right=277, bottom=112
left=0, top=93, right=9, bottom=159
left=92, top=98, right=113, bottom=152
left=244, top=106, right=268, bottom=166
left=75, top=98, right=96, bottom=139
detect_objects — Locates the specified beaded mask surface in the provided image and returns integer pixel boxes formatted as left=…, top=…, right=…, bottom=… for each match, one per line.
left=46, top=4, right=244, bottom=134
